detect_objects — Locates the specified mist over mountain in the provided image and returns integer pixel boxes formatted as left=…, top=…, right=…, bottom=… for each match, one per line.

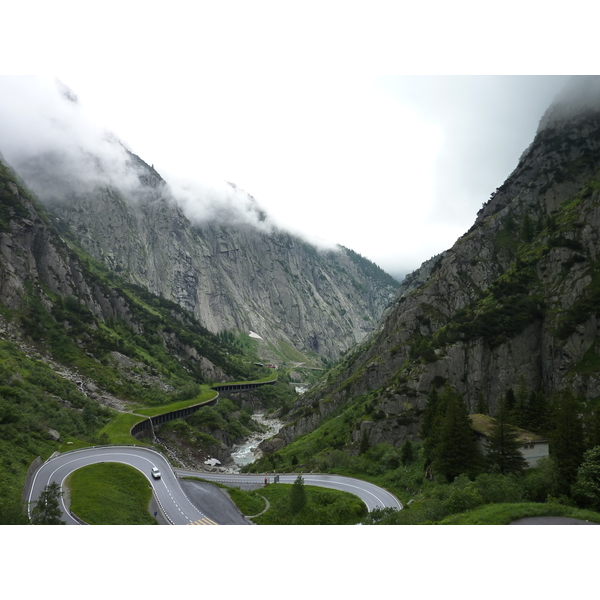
left=0, top=76, right=398, bottom=362
left=0, top=77, right=279, bottom=233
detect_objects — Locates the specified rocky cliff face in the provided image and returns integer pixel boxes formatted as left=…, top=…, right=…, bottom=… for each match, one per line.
left=0, top=159, right=129, bottom=322
left=14, top=147, right=397, bottom=362
left=283, top=76, right=600, bottom=447
left=0, top=157, right=242, bottom=388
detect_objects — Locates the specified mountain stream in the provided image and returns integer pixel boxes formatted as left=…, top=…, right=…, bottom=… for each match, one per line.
left=226, top=413, right=284, bottom=473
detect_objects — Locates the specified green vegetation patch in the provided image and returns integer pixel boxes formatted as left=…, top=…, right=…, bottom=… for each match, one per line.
left=186, top=396, right=258, bottom=442
left=98, top=388, right=219, bottom=445
left=135, top=387, right=218, bottom=417
left=568, top=343, right=600, bottom=376
left=437, top=502, right=600, bottom=525
left=226, top=487, right=267, bottom=516
left=252, top=482, right=367, bottom=525
left=244, top=393, right=376, bottom=474
left=277, top=340, right=311, bottom=364
left=0, top=338, right=113, bottom=522
left=66, top=462, right=156, bottom=525
left=99, top=413, right=148, bottom=445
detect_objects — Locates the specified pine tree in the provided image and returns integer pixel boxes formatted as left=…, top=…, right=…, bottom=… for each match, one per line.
left=421, top=388, right=440, bottom=440
left=504, top=388, right=516, bottom=416
left=512, top=375, right=528, bottom=428
left=526, top=390, right=549, bottom=434
left=289, top=475, right=307, bottom=515
left=486, top=397, right=527, bottom=475
left=421, top=388, right=444, bottom=467
left=430, top=384, right=481, bottom=482
left=400, top=440, right=414, bottom=466
left=30, top=482, right=65, bottom=525
left=475, top=390, right=489, bottom=415
left=549, top=389, right=586, bottom=496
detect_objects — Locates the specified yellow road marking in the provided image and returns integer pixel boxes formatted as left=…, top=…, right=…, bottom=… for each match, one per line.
left=188, top=517, right=218, bottom=525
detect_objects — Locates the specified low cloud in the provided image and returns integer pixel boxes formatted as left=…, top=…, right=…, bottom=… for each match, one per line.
left=0, top=75, right=315, bottom=242
left=0, top=76, right=141, bottom=200
left=537, top=75, right=600, bottom=132
left=166, top=176, right=275, bottom=232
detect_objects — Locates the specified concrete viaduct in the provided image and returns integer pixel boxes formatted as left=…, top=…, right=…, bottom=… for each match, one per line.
left=131, top=379, right=277, bottom=438
left=210, top=379, right=277, bottom=393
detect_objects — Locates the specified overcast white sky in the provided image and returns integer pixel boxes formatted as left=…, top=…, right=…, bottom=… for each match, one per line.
left=6, top=73, right=569, bottom=279
left=0, top=73, right=571, bottom=279
left=0, top=2, right=591, bottom=280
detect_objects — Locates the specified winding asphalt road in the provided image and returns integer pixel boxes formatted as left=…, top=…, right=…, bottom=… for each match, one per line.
left=27, top=446, right=402, bottom=525
left=179, top=470, right=403, bottom=513
left=28, top=446, right=218, bottom=525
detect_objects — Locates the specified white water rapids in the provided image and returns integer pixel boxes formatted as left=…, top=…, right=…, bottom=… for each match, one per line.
left=226, top=413, right=284, bottom=473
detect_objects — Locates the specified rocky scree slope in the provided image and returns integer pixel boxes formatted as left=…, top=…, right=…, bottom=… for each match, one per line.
left=16, top=147, right=398, bottom=363
left=280, top=76, right=600, bottom=448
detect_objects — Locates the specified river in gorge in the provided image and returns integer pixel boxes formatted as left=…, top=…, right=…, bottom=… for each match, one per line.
left=225, top=412, right=284, bottom=473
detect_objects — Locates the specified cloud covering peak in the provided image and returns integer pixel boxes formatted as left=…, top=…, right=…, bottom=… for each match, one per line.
left=0, top=75, right=308, bottom=239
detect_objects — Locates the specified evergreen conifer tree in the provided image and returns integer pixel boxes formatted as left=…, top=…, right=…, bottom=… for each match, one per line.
left=486, top=397, right=527, bottom=475
left=30, top=482, right=65, bottom=525
left=584, top=405, right=600, bottom=450
left=549, top=389, right=586, bottom=496
left=504, top=388, right=516, bottom=416
left=475, top=390, right=488, bottom=415
left=289, top=475, right=307, bottom=515
left=421, top=388, right=444, bottom=467
left=526, top=390, right=549, bottom=434
left=400, top=440, right=414, bottom=466
left=512, top=375, right=528, bottom=428
left=430, top=384, right=481, bottom=482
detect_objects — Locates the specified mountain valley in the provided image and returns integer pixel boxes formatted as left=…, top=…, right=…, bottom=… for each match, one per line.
left=3, top=76, right=600, bottom=525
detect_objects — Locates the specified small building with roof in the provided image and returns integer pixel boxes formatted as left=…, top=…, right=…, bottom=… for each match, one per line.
left=469, top=414, right=549, bottom=468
